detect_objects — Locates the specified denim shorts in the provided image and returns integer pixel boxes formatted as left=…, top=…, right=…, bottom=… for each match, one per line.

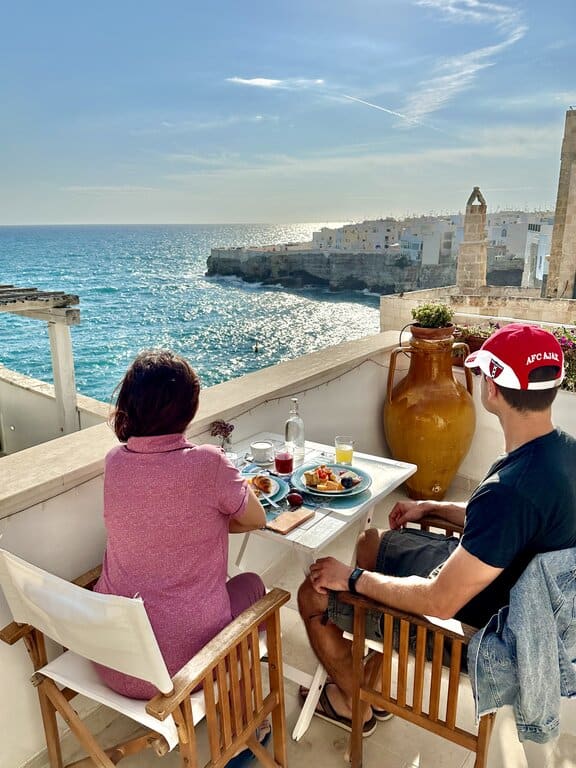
left=327, top=528, right=459, bottom=640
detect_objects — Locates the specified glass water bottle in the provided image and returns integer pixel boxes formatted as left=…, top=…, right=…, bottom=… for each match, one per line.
left=285, top=397, right=305, bottom=459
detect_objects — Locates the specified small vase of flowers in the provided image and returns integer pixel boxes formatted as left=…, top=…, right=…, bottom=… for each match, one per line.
left=210, top=419, right=235, bottom=450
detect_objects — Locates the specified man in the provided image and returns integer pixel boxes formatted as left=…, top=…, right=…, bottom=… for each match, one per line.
left=298, top=323, right=576, bottom=735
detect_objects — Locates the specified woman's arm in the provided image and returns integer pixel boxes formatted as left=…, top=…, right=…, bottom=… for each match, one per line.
left=229, top=487, right=267, bottom=533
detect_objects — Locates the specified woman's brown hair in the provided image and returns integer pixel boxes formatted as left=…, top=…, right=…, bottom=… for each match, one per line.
left=111, top=350, right=200, bottom=442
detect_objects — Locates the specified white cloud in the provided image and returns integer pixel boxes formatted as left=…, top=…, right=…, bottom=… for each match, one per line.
left=480, top=90, right=576, bottom=110
left=415, top=0, right=522, bottom=32
left=227, top=77, right=325, bottom=90
left=164, top=152, right=247, bottom=167
left=131, top=114, right=278, bottom=136
left=403, top=1, right=527, bottom=121
left=162, top=123, right=556, bottom=182
left=61, top=185, right=159, bottom=194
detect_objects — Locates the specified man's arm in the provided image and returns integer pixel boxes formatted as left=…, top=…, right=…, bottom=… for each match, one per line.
left=388, top=499, right=467, bottom=530
left=309, top=545, right=503, bottom=620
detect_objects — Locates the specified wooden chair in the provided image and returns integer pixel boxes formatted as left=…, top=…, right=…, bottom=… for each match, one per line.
left=0, top=548, right=290, bottom=768
left=342, top=517, right=495, bottom=768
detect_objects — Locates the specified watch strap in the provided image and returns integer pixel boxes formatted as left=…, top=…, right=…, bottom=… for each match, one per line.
left=348, top=567, right=365, bottom=595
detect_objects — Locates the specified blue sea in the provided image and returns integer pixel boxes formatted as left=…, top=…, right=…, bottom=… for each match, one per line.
left=0, top=224, right=381, bottom=403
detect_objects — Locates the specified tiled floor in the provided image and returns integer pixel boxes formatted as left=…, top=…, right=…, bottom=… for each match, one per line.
left=51, top=488, right=575, bottom=768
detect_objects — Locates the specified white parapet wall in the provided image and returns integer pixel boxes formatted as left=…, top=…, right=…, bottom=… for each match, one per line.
left=380, top=287, right=576, bottom=333
left=0, top=366, right=108, bottom=454
left=0, top=331, right=575, bottom=767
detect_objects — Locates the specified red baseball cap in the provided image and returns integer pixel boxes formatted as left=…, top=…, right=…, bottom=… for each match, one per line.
left=464, top=323, right=564, bottom=390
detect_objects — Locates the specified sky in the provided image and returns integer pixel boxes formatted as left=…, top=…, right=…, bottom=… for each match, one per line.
left=1, top=0, right=575, bottom=225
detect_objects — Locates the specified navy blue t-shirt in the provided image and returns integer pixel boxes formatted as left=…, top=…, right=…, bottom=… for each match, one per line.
left=456, top=428, right=576, bottom=628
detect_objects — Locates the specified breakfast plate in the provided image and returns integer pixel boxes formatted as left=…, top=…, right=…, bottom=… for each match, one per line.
left=246, top=472, right=280, bottom=501
left=242, top=469, right=290, bottom=506
left=291, top=463, right=372, bottom=497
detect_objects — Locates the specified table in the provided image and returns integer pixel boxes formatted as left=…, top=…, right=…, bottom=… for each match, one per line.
left=233, top=432, right=417, bottom=740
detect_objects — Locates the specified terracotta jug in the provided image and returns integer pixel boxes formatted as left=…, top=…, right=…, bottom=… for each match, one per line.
left=384, top=325, right=475, bottom=500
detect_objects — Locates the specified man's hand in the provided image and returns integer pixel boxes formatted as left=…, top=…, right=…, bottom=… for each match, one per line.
left=309, top=557, right=353, bottom=594
left=388, top=499, right=438, bottom=530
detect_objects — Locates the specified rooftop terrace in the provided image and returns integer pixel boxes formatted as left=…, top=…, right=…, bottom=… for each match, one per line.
left=1, top=330, right=575, bottom=768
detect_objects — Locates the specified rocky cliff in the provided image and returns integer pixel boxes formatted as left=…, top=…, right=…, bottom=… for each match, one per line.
left=206, top=248, right=443, bottom=294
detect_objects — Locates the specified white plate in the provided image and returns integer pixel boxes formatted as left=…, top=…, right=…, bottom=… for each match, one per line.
left=291, top=463, right=372, bottom=496
left=245, top=474, right=280, bottom=500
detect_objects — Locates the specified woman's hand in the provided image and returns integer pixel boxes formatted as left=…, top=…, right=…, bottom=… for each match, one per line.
left=309, top=557, right=353, bottom=594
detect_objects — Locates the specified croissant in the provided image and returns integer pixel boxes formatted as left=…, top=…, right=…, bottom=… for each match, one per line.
left=252, top=475, right=273, bottom=494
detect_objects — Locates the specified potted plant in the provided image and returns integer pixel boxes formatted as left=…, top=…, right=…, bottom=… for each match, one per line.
left=452, top=321, right=500, bottom=365
left=411, top=301, right=455, bottom=329
left=410, top=301, right=455, bottom=342
left=384, top=300, right=475, bottom=500
left=552, top=326, right=576, bottom=392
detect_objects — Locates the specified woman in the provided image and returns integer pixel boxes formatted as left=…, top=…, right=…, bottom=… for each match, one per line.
left=94, top=349, right=267, bottom=700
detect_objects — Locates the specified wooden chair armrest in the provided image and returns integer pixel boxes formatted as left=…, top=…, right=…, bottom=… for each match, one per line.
left=0, top=621, right=34, bottom=645
left=417, top=515, right=464, bottom=536
left=146, top=587, right=291, bottom=720
left=72, top=564, right=103, bottom=590
left=340, top=592, right=479, bottom=644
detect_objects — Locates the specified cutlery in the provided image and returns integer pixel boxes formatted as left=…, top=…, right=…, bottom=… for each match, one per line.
left=265, top=494, right=281, bottom=509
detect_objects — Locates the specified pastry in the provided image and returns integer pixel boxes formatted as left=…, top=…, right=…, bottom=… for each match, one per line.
left=252, top=475, right=273, bottom=494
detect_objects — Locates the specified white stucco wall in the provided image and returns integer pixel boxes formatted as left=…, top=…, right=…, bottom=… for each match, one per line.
left=1, top=333, right=575, bottom=767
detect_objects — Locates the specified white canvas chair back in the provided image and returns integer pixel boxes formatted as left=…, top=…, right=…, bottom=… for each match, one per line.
left=0, top=548, right=173, bottom=694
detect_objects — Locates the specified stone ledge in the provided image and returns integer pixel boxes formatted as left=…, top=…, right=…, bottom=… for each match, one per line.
left=0, top=332, right=399, bottom=520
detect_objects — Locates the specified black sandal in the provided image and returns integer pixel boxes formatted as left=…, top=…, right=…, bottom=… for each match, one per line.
left=299, top=683, right=377, bottom=737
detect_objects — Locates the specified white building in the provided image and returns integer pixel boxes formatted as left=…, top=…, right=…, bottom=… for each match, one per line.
left=535, top=223, right=554, bottom=283
left=481, top=211, right=555, bottom=287
left=311, top=219, right=400, bottom=251
left=400, top=217, right=456, bottom=264
left=311, top=211, right=555, bottom=280
left=485, top=212, right=554, bottom=260
left=311, top=226, right=344, bottom=250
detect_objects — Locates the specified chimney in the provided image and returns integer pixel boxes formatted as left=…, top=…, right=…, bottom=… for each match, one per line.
left=456, top=186, right=487, bottom=293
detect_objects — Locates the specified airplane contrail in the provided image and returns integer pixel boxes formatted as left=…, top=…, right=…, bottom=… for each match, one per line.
left=341, top=93, right=448, bottom=133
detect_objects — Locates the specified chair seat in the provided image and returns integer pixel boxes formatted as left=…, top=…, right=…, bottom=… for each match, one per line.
left=41, top=635, right=270, bottom=752
left=40, top=651, right=182, bottom=750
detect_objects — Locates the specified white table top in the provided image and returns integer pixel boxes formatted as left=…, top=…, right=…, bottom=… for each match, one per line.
left=234, top=433, right=417, bottom=556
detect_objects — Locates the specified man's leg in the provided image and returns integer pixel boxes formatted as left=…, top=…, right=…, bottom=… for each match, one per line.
left=297, top=528, right=384, bottom=720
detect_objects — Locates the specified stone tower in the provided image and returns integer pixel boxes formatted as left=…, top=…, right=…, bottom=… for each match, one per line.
left=546, top=109, right=576, bottom=299
left=456, top=186, right=487, bottom=293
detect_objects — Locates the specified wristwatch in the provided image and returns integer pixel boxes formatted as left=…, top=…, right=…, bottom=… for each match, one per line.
left=348, top=567, right=365, bottom=595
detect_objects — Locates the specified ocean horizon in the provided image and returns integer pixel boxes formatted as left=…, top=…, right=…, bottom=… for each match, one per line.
left=0, top=223, right=381, bottom=403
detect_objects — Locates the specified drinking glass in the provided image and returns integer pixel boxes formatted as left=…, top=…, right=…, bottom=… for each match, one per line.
left=335, top=435, right=354, bottom=464
left=274, top=443, right=294, bottom=475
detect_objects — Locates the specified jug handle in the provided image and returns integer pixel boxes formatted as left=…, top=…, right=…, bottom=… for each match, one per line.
left=387, top=346, right=410, bottom=404
left=452, top=342, right=474, bottom=394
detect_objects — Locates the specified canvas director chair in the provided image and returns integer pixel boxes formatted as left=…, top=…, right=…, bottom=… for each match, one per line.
left=342, top=516, right=495, bottom=768
left=0, top=548, right=290, bottom=768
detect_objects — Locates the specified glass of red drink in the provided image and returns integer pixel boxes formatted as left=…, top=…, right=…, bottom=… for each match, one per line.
left=274, top=443, right=294, bottom=475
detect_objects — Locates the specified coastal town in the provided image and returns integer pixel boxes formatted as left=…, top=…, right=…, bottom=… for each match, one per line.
left=2, top=32, right=576, bottom=768
left=208, top=206, right=555, bottom=293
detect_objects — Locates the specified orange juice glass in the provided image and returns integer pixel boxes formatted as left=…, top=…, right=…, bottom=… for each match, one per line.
left=335, top=436, right=354, bottom=464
